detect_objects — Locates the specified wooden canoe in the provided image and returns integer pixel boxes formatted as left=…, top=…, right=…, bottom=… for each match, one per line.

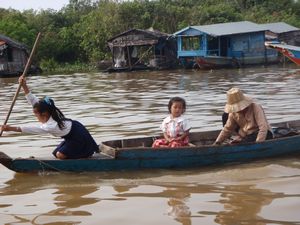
left=1, top=120, right=300, bottom=173
left=265, top=42, right=300, bottom=65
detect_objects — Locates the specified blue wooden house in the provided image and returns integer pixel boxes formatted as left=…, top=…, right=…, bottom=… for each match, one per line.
left=173, top=21, right=278, bottom=69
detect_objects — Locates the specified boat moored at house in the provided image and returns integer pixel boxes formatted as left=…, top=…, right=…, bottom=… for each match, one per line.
left=265, top=41, right=300, bottom=65
left=173, top=21, right=279, bottom=69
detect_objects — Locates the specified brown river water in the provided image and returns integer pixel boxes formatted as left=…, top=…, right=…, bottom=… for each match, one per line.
left=0, top=65, right=300, bottom=224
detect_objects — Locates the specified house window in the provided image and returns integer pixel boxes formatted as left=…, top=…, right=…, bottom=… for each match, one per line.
left=182, top=36, right=201, bottom=51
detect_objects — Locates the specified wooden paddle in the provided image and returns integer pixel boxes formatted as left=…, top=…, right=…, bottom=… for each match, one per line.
left=0, top=32, right=42, bottom=137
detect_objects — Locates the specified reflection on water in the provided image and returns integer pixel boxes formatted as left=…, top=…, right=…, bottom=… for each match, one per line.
left=0, top=159, right=300, bottom=224
left=0, top=65, right=300, bottom=224
left=0, top=173, right=99, bottom=224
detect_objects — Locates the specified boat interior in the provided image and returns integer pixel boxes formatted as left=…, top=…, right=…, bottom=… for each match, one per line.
left=103, top=120, right=300, bottom=149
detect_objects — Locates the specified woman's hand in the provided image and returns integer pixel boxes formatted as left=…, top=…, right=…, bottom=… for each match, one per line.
left=213, top=141, right=221, bottom=146
left=18, top=75, right=26, bottom=85
left=0, top=125, right=9, bottom=132
left=0, top=125, right=21, bottom=132
left=230, top=136, right=242, bottom=144
left=18, top=76, right=30, bottom=94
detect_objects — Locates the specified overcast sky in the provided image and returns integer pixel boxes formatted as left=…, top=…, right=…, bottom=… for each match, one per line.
left=1, top=0, right=70, bottom=11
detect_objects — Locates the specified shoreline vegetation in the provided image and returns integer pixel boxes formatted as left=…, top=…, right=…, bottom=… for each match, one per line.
left=40, top=59, right=99, bottom=74
left=1, top=0, right=300, bottom=74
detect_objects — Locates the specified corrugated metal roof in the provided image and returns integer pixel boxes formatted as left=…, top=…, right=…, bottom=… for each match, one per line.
left=175, top=21, right=267, bottom=37
left=265, top=42, right=300, bottom=51
left=259, top=22, right=299, bottom=34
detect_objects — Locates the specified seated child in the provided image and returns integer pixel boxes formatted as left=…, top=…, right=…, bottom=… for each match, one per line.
left=152, top=97, right=191, bottom=148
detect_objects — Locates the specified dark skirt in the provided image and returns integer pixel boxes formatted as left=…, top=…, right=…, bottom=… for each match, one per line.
left=52, top=120, right=98, bottom=159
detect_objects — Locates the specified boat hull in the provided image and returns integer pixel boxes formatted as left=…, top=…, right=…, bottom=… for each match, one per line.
left=265, top=42, right=300, bottom=65
left=180, top=55, right=278, bottom=69
left=1, top=120, right=300, bottom=173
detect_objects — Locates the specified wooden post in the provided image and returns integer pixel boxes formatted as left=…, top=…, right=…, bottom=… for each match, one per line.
left=126, top=46, right=132, bottom=69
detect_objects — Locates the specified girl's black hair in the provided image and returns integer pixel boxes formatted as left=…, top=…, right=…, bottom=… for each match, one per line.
left=33, top=97, right=67, bottom=129
left=168, top=97, right=186, bottom=113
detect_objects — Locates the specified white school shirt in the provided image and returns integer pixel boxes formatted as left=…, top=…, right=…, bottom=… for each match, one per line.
left=20, top=92, right=72, bottom=137
left=160, top=115, right=191, bottom=138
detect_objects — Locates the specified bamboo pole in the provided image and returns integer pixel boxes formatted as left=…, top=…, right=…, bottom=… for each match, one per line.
left=0, top=32, right=42, bottom=137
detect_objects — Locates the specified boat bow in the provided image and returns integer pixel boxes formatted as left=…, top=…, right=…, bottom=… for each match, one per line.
left=0, top=151, right=13, bottom=168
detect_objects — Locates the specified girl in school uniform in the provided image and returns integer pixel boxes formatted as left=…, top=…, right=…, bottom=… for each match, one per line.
left=152, top=97, right=191, bottom=148
left=0, top=77, right=99, bottom=159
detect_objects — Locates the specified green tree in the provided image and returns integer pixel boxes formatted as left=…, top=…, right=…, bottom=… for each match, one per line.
left=76, top=1, right=120, bottom=62
left=0, top=10, right=35, bottom=46
left=1, top=0, right=299, bottom=70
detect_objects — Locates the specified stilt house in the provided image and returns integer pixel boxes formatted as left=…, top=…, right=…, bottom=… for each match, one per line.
left=173, top=21, right=279, bottom=69
left=260, top=22, right=300, bottom=46
left=107, top=28, right=177, bottom=72
left=0, top=34, right=29, bottom=77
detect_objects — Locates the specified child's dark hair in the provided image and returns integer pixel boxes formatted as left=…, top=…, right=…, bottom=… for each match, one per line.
left=33, top=97, right=67, bottom=129
left=168, top=97, right=186, bottom=113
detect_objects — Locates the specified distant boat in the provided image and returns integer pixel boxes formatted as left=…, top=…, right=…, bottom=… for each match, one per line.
left=0, top=120, right=299, bottom=173
left=265, top=42, right=300, bottom=65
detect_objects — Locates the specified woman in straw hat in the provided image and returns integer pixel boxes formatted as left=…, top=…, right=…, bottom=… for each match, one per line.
left=214, top=87, right=273, bottom=145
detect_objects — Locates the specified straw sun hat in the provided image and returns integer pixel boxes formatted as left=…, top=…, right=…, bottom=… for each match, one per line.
left=224, top=88, right=253, bottom=113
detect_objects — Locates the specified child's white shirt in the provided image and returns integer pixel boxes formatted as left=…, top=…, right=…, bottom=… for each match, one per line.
left=160, top=115, right=191, bottom=138
left=20, top=92, right=72, bottom=137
